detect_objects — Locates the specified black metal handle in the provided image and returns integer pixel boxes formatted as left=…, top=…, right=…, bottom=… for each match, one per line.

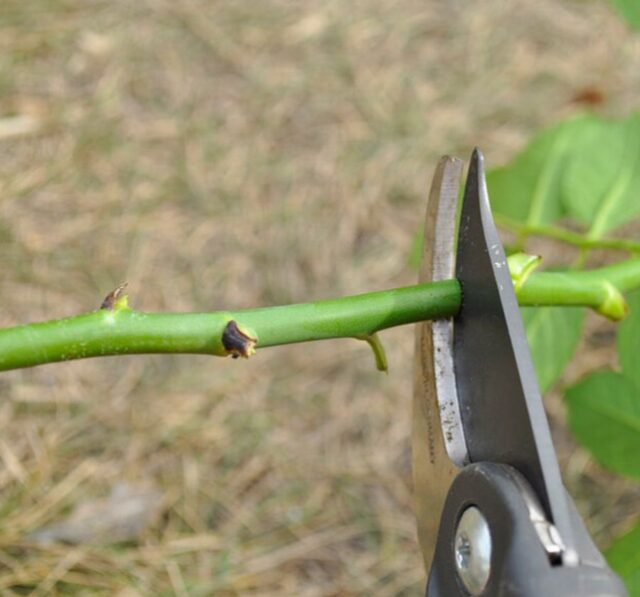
left=426, top=463, right=627, bottom=597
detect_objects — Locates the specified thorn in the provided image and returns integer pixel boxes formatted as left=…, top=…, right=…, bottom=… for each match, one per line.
left=357, top=333, right=389, bottom=373
left=222, top=321, right=257, bottom=359
left=101, top=282, right=129, bottom=310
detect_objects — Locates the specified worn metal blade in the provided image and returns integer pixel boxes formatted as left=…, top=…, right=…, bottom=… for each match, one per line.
left=453, top=148, right=577, bottom=560
left=412, top=156, right=465, bottom=571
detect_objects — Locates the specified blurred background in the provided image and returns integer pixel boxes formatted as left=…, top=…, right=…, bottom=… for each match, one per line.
left=1, top=1, right=639, bottom=595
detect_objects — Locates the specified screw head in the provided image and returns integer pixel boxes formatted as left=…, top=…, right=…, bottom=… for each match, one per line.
left=454, top=506, right=492, bottom=595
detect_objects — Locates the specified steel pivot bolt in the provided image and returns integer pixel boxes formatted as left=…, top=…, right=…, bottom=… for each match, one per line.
left=454, top=506, right=492, bottom=595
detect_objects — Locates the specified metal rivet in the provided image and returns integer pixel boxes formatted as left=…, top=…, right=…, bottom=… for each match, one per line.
left=454, top=506, right=492, bottom=595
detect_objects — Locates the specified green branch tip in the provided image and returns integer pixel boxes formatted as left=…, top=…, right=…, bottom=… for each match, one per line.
left=596, top=283, right=628, bottom=321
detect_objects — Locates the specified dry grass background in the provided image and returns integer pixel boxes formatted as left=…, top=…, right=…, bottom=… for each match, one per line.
left=1, top=0, right=640, bottom=594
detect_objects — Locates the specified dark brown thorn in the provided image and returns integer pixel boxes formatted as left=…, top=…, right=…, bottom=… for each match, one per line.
left=101, top=282, right=128, bottom=310
left=222, top=320, right=257, bottom=358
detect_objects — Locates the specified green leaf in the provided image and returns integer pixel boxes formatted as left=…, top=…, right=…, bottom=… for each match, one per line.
left=618, top=289, right=640, bottom=389
left=609, top=0, right=640, bottom=31
left=486, top=116, right=589, bottom=226
left=488, top=112, right=640, bottom=239
left=565, top=371, right=640, bottom=478
left=606, top=522, right=640, bottom=597
left=563, top=113, right=640, bottom=237
left=521, top=307, right=584, bottom=392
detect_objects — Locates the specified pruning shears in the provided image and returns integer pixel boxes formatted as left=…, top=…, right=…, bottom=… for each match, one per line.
left=412, top=150, right=627, bottom=596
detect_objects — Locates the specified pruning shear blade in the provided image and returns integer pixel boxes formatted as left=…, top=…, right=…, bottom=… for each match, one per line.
left=413, top=150, right=576, bottom=569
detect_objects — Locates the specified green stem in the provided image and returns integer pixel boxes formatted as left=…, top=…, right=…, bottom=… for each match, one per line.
left=0, top=281, right=460, bottom=372
left=495, top=214, right=640, bottom=253
left=0, top=257, right=639, bottom=372
left=517, top=257, right=640, bottom=319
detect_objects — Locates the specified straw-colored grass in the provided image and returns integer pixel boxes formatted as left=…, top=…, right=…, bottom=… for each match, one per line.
left=1, top=0, right=639, bottom=594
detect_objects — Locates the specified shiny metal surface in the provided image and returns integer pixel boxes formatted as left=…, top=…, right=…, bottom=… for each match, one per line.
left=412, top=156, right=464, bottom=570
left=454, top=506, right=492, bottom=595
left=453, top=149, right=577, bottom=561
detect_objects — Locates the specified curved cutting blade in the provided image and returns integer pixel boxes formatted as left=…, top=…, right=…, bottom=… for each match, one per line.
left=454, top=148, right=578, bottom=560
left=412, top=156, right=465, bottom=571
